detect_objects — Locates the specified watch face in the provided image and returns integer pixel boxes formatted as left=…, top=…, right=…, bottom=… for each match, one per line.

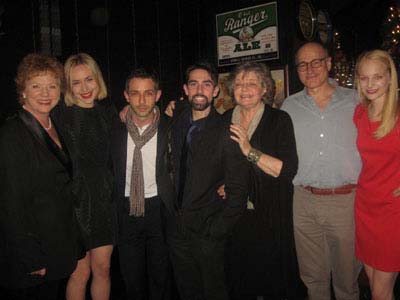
left=298, top=0, right=316, bottom=41
left=317, top=10, right=332, bottom=44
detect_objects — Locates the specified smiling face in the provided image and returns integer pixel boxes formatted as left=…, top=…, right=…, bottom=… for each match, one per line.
left=233, top=71, right=266, bottom=110
left=22, top=72, right=61, bottom=119
left=357, top=58, right=391, bottom=105
left=296, top=43, right=331, bottom=90
left=70, top=64, right=100, bottom=108
left=183, top=68, right=219, bottom=112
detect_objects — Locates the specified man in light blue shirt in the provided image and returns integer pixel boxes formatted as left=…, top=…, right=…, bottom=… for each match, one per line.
left=281, top=42, right=362, bottom=300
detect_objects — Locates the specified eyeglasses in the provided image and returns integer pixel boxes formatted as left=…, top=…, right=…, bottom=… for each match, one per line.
left=296, top=57, right=327, bottom=72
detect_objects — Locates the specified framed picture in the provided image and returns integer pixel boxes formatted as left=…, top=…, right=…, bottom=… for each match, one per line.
left=271, top=65, right=288, bottom=108
left=216, top=2, right=279, bottom=66
left=215, top=72, right=234, bottom=114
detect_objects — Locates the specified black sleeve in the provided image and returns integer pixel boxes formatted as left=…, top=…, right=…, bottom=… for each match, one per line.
left=209, top=126, right=250, bottom=240
left=275, top=111, right=298, bottom=181
left=0, top=125, right=45, bottom=275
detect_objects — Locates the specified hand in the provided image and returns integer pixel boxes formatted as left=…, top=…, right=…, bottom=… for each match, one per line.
left=217, top=184, right=226, bottom=199
left=165, top=101, right=176, bottom=117
left=30, top=268, right=46, bottom=276
left=119, top=105, right=129, bottom=123
left=393, top=186, right=400, bottom=197
left=230, top=124, right=251, bottom=157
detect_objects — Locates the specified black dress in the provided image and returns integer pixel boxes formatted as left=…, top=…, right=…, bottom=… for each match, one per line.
left=53, top=100, right=116, bottom=251
left=225, top=105, right=306, bottom=300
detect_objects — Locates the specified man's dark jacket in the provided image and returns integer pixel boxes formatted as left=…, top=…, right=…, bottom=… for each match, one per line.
left=110, top=113, right=175, bottom=239
left=170, top=106, right=249, bottom=240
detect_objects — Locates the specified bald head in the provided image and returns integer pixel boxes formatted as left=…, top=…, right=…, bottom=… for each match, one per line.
left=295, top=42, right=332, bottom=90
left=295, top=42, right=329, bottom=65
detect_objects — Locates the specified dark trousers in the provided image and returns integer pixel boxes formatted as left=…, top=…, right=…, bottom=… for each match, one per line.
left=167, top=214, right=228, bottom=300
left=0, top=280, right=60, bottom=300
left=118, top=196, right=170, bottom=300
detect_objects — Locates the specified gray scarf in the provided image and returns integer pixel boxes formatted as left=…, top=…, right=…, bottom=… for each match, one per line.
left=231, top=102, right=265, bottom=140
left=126, top=106, right=160, bottom=216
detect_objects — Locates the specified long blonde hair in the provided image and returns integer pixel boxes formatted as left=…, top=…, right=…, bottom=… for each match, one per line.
left=355, top=49, right=399, bottom=138
left=64, top=53, right=108, bottom=106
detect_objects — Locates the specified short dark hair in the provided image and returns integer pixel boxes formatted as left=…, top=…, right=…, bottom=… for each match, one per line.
left=185, top=61, right=218, bottom=86
left=125, top=68, right=160, bottom=91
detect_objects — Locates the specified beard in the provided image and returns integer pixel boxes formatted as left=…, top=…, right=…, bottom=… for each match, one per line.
left=189, top=93, right=212, bottom=111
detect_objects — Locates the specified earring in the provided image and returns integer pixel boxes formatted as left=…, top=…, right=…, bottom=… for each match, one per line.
left=22, top=94, right=26, bottom=99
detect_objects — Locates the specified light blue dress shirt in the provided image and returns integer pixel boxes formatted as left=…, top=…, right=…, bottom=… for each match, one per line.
left=281, top=81, right=361, bottom=188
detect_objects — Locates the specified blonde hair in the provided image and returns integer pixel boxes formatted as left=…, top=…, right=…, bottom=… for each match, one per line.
left=355, top=49, right=399, bottom=138
left=64, top=53, right=107, bottom=106
left=227, top=61, right=271, bottom=103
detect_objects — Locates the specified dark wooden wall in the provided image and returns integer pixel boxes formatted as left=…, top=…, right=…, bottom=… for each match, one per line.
left=0, top=0, right=388, bottom=118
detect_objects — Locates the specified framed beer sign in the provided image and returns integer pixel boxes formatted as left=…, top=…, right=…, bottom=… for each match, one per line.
left=216, top=2, right=279, bottom=66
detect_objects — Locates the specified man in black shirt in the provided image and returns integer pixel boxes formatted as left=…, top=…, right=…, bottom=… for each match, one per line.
left=168, top=62, right=249, bottom=300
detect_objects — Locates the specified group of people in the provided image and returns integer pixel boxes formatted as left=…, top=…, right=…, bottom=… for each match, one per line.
left=0, top=41, right=398, bottom=300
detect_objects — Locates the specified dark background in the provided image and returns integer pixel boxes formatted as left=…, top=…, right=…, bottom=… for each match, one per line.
left=0, top=0, right=396, bottom=118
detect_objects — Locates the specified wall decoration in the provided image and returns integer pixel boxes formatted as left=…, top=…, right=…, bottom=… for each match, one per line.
left=316, top=9, right=332, bottom=45
left=216, top=2, right=279, bottom=66
left=215, top=73, right=234, bottom=114
left=271, top=66, right=288, bottom=108
left=298, top=0, right=317, bottom=41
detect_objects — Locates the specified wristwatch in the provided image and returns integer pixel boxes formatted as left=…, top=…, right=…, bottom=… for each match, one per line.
left=247, top=148, right=262, bottom=164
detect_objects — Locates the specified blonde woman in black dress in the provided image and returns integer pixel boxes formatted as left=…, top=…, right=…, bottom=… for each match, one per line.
left=53, top=53, right=116, bottom=300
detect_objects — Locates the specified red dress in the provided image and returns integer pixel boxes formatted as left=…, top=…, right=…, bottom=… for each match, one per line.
left=354, top=104, right=400, bottom=272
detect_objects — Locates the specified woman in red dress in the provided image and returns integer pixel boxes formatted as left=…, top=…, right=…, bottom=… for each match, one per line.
left=353, top=49, right=399, bottom=300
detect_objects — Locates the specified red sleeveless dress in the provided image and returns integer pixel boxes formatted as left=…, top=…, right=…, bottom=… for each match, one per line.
left=353, top=104, right=400, bottom=271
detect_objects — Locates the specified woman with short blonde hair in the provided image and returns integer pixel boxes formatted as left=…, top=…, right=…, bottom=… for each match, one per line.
left=63, top=53, right=107, bottom=106
left=52, top=52, right=116, bottom=300
left=225, top=61, right=302, bottom=299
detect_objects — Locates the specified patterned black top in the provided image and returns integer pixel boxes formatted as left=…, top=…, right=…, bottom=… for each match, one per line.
left=52, top=100, right=116, bottom=250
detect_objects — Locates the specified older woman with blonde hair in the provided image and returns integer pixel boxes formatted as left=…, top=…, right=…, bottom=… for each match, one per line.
left=353, top=49, right=400, bottom=300
left=0, top=53, right=80, bottom=299
left=52, top=53, right=116, bottom=300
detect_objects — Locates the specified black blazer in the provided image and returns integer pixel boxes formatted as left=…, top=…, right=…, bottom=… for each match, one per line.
left=171, top=107, right=250, bottom=240
left=0, top=110, right=80, bottom=288
left=110, top=113, right=176, bottom=237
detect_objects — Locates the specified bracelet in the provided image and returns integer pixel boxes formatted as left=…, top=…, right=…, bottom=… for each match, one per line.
left=247, top=148, right=262, bottom=164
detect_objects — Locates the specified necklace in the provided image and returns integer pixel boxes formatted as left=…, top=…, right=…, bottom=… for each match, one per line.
left=43, top=118, right=52, bottom=131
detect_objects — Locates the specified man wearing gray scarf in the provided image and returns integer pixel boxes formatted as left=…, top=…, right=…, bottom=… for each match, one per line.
left=111, top=69, right=175, bottom=300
